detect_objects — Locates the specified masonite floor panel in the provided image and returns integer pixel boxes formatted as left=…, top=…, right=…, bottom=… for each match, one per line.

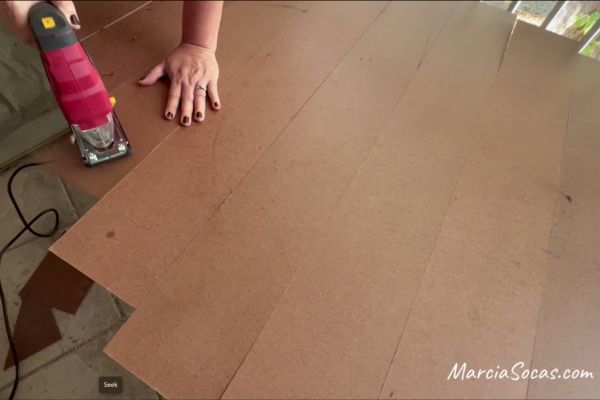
left=76, top=1, right=181, bottom=91
left=100, top=1, right=463, bottom=397
left=75, top=0, right=148, bottom=40
left=33, top=1, right=310, bottom=198
left=71, top=1, right=180, bottom=96
left=50, top=1, right=382, bottom=307
left=526, top=58, right=600, bottom=399
left=80, top=1, right=310, bottom=91
left=221, top=3, right=516, bottom=399
left=380, top=22, right=577, bottom=399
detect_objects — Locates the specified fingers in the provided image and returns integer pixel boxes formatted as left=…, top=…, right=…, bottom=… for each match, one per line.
left=144, top=74, right=219, bottom=125
left=180, top=83, right=194, bottom=126
left=165, top=81, right=207, bottom=126
left=138, top=63, right=165, bottom=86
left=193, top=84, right=207, bottom=123
left=51, top=1, right=80, bottom=29
left=207, top=80, right=221, bottom=111
left=164, top=82, right=181, bottom=121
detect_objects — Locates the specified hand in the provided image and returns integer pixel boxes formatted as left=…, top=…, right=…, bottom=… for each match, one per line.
left=0, top=1, right=80, bottom=45
left=138, top=42, right=221, bottom=127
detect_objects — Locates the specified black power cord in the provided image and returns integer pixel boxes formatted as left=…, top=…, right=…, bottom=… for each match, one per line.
left=0, top=162, right=59, bottom=400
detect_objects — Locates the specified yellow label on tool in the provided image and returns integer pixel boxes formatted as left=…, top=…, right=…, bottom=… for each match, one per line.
left=41, top=17, right=56, bottom=29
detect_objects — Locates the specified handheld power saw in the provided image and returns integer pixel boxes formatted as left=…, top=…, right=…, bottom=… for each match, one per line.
left=29, top=2, right=130, bottom=167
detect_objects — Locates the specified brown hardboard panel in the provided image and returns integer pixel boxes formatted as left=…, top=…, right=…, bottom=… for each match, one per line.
left=80, top=0, right=180, bottom=91
left=33, top=1, right=309, bottom=198
left=379, top=23, right=578, bottom=399
left=221, top=3, right=516, bottom=399
left=526, top=58, right=600, bottom=399
left=50, top=1, right=382, bottom=307
left=79, top=1, right=310, bottom=91
left=97, top=1, right=463, bottom=397
left=211, top=2, right=312, bottom=92
left=75, top=0, right=148, bottom=39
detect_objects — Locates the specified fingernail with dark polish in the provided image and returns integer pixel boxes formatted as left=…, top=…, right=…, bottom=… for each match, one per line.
left=70, top=15, right=80, bottom=26
left=166, top=112, right=173, bottom=119
left=183, top=116, right=190, bottom=125
left=214, top=102, right=220, bottom=109
left=195, top=112, right=203, bottom=120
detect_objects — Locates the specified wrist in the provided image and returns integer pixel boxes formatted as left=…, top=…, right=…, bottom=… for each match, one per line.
left=179, top=40, right=216, bottom=54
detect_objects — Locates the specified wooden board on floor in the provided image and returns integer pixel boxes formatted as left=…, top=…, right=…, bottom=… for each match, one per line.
left=50, top=0, right=383, bottom=307
left=380, top=22, right=577, bottom=399
left=46, top=1, right=598, bottom=399
left=222, top=3, right=516, bottom=398
left=103, top=3, right=518, bottom=399
left=75, top=0, right=148, bottom=39
left=526, top=57, right=600, bottom=399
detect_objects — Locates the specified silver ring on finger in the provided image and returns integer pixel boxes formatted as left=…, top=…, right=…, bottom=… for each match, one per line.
left=195, top=84, right=207, bottom=93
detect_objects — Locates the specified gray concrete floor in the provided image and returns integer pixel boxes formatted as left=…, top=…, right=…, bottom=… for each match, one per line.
left=0, top=159, right=158, bottom=399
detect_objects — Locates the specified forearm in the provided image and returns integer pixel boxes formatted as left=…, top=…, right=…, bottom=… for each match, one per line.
left=181, top=1, right=223, bottom=51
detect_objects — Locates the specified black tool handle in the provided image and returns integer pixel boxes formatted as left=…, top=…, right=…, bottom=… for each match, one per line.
left=28, top=2, right=78, bottom=51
